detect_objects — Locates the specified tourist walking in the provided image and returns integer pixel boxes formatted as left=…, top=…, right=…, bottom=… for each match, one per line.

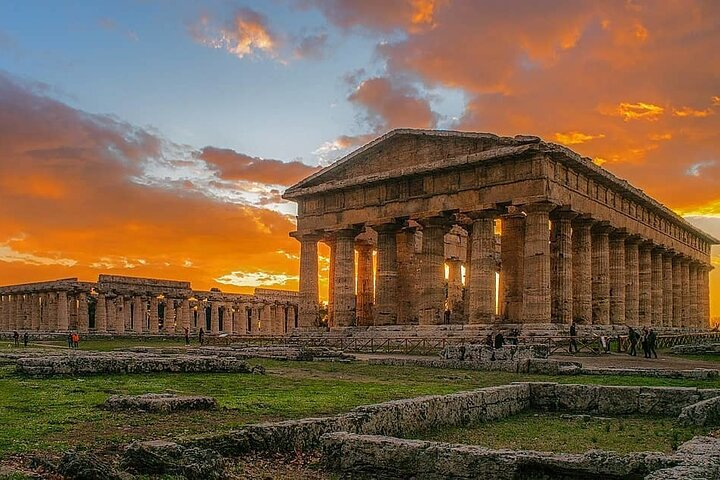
left=647, top=328, right=658, bottom=359
left=13, top=330, right=19, bottom=347
left=72, top=332, right=80, bottom=349
left=485, top=333, right=494, bottom=348
left=569, top=321, right=578, bottom=354
left=641, top=327, right=650, bottom=358
left=23, top=332, right=28, bottom=347
left=198, top=327, right=205, bottom=346
left=184, top=327, right=190, bottom=346
left=628, top=327, right=638, bottom=356
left=67, top=331, right=73, bottom=348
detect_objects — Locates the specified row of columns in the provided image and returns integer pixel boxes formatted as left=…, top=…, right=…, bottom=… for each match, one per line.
left=295, top=202, right=712, bottom=329
left=0, top=292, right=297, bottom=335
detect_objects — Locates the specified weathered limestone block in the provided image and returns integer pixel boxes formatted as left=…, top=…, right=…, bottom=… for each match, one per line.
left=121, top=440, right=227, bottom=480
left=57, top=450, right=127, bottom=480
left=104, top=393, right=218, bottom=413
left=647, top=436, right=720, bottom=480
left=522, top=203, right=554, bottom=323
left=678, top=395, right=720, bottom=427
left=639, top=387, right=702, bottom=416
left=374, top=223, right=400, bottom=325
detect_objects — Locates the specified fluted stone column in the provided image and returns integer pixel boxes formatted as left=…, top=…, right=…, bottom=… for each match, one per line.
left=149, top=297, right=159, bottom=333
left=95, top=294, right=107, bottom=333
left=165, top=299, right=176, bottom=333
left=114, top=298, right=125, bottom=334
left=250, top=304, right=260, bottom=333
left=332, top=229, right=358, bottom=327
left=226, top=304, right=235, bottom=334
left=288, top=305, right=297, bottom=330
left=551, top=211, right=575, bottom=324
left=522, top=203, right=554, bottom=323
left=77, top=292, right=89, bottom=333
left=572, top=217, right=593, bottom=324
left=181, top=299, right=191, bottom=333
left=672, top=257, right=682, bottom=327
left=356, top=241, right=374, bottom=326
left=591, top=223, right=612, bottom=325
left=296, top=233, right=320, bottom=329
left=418, top=217, right=449, bottom=325
left=502, top=213, right=525, bottom=322
left=30, top=294, right=40, bottom=331
left=446, top=258, right=464, bottom=321
left=325, top=237, right=336, bottom=327
left=374, top=223, right=400, bottom=325
left=700, top=265, right=711, bottom=328
left=638, top=242, right=653, bottom=326
left=689, top=262, right=699, bottom=329
left=468, top=211, right=497, bottom=324
left=260, top=304, right=271, bottom=334
left=651, top=248, right=664, bottom=327
left=210, top=301, right=220, bottom=333
left=57, top=291, right=69, bottom=332
left=681, top=258, right=691, bottom=328
left=132, top=296, right=144, bottom=333
left=662, top=252, right=674, bottom=328
left=609, top=230, right=627, bottom=325
left=397, top=228, right=420, bottom=324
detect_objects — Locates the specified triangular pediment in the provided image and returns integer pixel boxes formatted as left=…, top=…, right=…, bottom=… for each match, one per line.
left=286, top=129, right=526, bottom=195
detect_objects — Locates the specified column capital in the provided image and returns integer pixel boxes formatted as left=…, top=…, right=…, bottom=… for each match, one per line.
left=591, top=221, right=613, bottom=235
left=625, top=234, right=644, bottom=245
left=521, top=201, right=557, bottom=214
left=416, top=215, right=454, bottom=230
left=551, top=209, right=579, bottom=222
left=324, top=226, right=362, bottom=240
left=464, top=209, right=500, bottom=221
left=572, top=214, right=596, bottom=228
left=609, top=228, right=629, bottom=240
left=370, top=221, right=404, bottom=234
left=290, top=231, right=323, bottom=242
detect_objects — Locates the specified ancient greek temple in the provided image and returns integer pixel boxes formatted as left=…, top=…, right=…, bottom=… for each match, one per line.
left=0, top=275, right=297, bottom=335
left=284, top=129, right=717, bottom=331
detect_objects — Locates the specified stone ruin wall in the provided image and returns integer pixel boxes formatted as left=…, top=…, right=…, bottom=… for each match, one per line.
left=0, top=274, right=298, bottom=337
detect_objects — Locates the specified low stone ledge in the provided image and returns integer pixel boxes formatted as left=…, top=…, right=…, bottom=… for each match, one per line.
left=320, top=432, right=675, bottom=480
left=678, top=396, right=720, bottom=427
left=184, top=384, right=530, bottom=456
left=104, top=393, right=218, bottom=413
left=671, top=343, right=720, bottom=355
left=578, top=367, right=720, bottom=379
left=120, top=440, right=227, bottom=480
left=15, top=352, right=265, bottom=376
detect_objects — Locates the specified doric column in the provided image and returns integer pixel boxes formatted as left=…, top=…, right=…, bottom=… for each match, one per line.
left=57, top=291, right=69, bottom=332
left=77, top=292, right=89, bottom=333
left=373, top=223, right=401, bottom=325
left=30, top=294, right=40, bottom=331
left=591, top=223, right=612, bottom=325
left=181, top=299, right=191, bottom=333
left=672, top=257, right=682, bottom=327
left=662, top=251, right=674, bottom=328
left=294, top=232, right=321, bottom=329
left=196, top=302, right=206, bottom=330
left=681, top=258, right=691, bottom=328
left=551, top=211, right=575, bottom=324
left=501, top=212, right=525, bottom=322
left=166, top=299, right=177, bottom=333
left=688, top=262, right=699, bottom=329
left=468, top=211, right=498, bottom=324
left=250, top=303, right=260, bottom=333
left=149, top=297, right=159, bottom=334
left=287, top=305, right=297, bottom=331
left=332, top=228, right=358, bottom=327
left=132, top=296, right=144, bottom=333
left=95, top=294, right=107, bottom=333
left=224, top=304, right=234, bottom=334
left=651, top=247, right=664, bottom=327
left=638, top=242, right=653, bottom=326
left=355, top=240, right=374, bottom=326
left=522, top=203, right=554, bottom=323
left=397, top=228, right=420, bottom=324
left=700, top=265, right=712, bottom=328
left=609, top=230, right=627, bottom=325
left=114, top=298, right=125, bottom=334
left=572, top=217, right=593, bottom=324
left=260, top=304, right=271, bottom=334
left=324, top=236, right=336, bottom=327
left=446, top=258, right=463, bottom=321
left=210, top=301, right=220, bottom=333
left=417, top=217, right=450, bottom=325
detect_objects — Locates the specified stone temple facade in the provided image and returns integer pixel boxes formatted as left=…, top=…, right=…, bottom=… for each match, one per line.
left=0, top=275, right=298, bottom=335
left=283, top=129, right=718, bottom=331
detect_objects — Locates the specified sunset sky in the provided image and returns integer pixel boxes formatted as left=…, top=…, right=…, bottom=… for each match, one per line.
left=1, top=1, right=719, bottom=316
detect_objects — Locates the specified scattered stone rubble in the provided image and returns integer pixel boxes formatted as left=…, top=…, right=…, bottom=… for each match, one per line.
left=120, top=440, right=227, bottom=480
left=13, top=351, right=265, bottom=376
left=671, top=343, right=720, bottom=355
left=678, top=395, right=720, bottom=427
left=104, top=393, right=218, bottom=413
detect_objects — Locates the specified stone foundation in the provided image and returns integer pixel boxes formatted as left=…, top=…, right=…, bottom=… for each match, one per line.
left=671, top=343, right=720, bottom=355
left=14, top=352, right=264, bottom=376
left=104, top=394, right=218, bottom=413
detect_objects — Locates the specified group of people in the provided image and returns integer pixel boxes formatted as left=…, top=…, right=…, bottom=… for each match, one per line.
left=11, top=331, right=28, bottom=347
left=627, top=326, right=658, bottom=358
left=66, top=331, right=81, bottom=349
left=484, top=329, right=520, bottom=349
left=568, top=321, right=658, bottom=358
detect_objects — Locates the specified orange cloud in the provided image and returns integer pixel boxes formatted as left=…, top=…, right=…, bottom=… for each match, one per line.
left=615, top=102, right=665, bottom=121
left=199, top=147, right=320, bottom=186
left=554, top=131, right=605, bottom=145
left=189, top=8, right=277, bottom=60
left=673, top=106, right=713, bottom=118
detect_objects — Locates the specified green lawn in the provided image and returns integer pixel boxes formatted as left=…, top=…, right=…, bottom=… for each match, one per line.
left=413, top=411, right=708, bottom=454
left=3, top=338, right=720, bottom=458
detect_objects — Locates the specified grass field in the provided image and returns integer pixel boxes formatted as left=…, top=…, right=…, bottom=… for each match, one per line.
left=413, top=411, right=709, bottom=454
left=2, top=339, right=720, bottom=459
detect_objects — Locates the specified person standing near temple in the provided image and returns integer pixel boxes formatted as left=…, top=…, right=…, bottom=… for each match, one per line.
left=184, top=327, right=190, bottom=346
left=494, top=331, right=505, bottom=349
left=23, top=332, right=28, bottom=347
left=13, top=330, right=19, bottom=347
left=641, top=327, right=650, bottom=358
left=628, top=327, right=638, bottom=356
left=647, top=328, right=658, bottom=359
left=198, top=327, right=205, bottom=346
left=569, top=321, right=578, bottom=354
left=67, top=331, right=73, bottom=348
